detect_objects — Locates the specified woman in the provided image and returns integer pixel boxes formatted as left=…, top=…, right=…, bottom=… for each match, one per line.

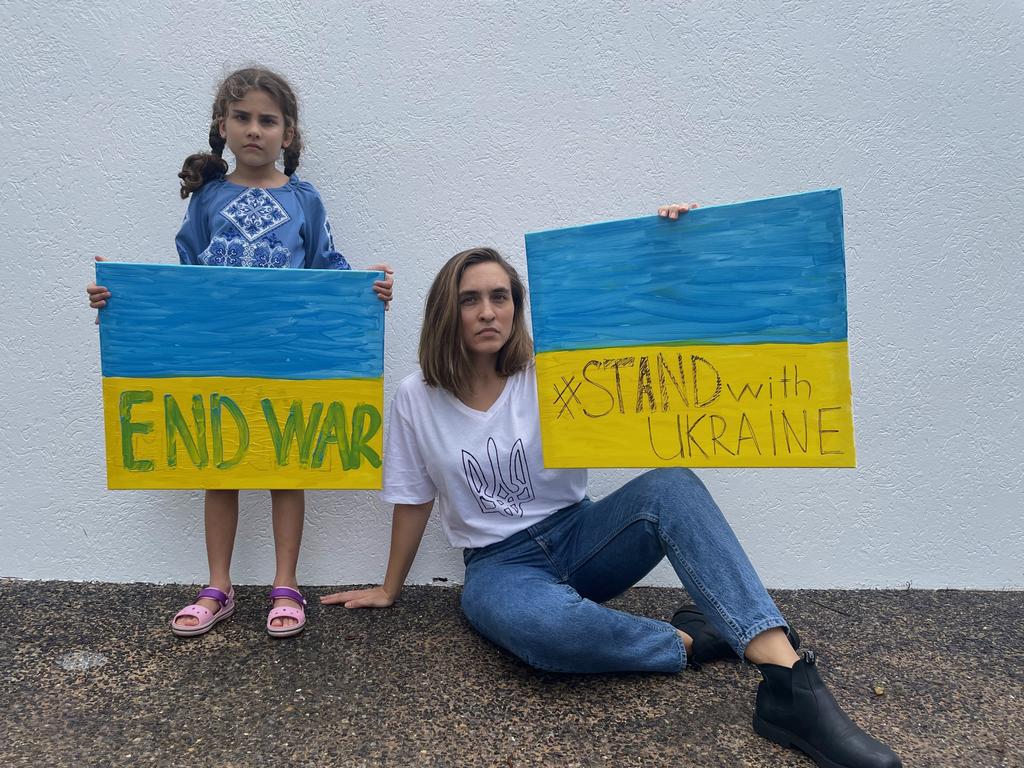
left=322, top=208, right=901, bottom=768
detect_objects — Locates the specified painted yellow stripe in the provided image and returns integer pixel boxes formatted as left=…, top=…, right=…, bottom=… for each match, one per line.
left=103, top=376, right=383, bottom=489
left=536, top=342, right=855, bottom=468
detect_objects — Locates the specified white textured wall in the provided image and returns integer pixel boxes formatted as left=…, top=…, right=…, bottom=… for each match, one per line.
left=2, top=1, right=1021, bottom=588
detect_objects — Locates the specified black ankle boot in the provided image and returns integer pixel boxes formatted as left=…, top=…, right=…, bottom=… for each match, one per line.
left=754, top=651, right=902, bottom=768
left=670, top=605, right=800, bottom=667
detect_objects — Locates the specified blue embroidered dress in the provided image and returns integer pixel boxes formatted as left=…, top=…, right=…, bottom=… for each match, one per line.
left=175, top=174, right=350, bottom=270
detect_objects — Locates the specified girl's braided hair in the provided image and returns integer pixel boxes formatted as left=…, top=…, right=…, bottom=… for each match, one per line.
left=178, top=67, right=303, bottom=199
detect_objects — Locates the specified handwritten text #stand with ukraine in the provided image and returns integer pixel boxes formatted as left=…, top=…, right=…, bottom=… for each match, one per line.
left=525, top=190, right=855, bottom=468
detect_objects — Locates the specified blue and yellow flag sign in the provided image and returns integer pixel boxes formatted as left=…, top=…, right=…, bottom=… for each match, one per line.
left=97, top=263, right=384, bottom=489
left=525, top=189, right=855, bottom=468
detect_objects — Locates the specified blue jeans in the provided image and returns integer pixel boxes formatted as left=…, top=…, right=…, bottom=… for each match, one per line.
left=461, top=468, right=787, bottom=673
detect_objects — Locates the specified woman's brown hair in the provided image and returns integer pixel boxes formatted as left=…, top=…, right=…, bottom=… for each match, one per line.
left=178, top=67, right=304, bottom=199
left=419, top=247, right=533, bottom=397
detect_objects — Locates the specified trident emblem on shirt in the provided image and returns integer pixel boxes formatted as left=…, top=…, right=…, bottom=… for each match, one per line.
left=461, top=437, right=536, bottom=518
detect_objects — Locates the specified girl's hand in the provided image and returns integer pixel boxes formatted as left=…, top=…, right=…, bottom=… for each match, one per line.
left=87, top=256, right=111, bottom=325
left=369, top=263, right=394, bottom=311
left=658, top=202, right=699, bottom=220
left=320, top=586, right=395, bottom=609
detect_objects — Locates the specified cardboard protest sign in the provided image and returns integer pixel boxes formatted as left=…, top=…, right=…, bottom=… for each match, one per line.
left=97, top=263, right=384, bottom=489
left=526, top=189, right=855, bottom=468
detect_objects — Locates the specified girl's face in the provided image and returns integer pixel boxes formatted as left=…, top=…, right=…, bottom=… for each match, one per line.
left=458, top=262, right=515, bottom=362
left=219, top=89, right=293, bottom=172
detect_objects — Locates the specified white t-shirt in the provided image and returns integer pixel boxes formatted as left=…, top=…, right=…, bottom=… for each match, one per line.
left=381, top=365, right=588, bottom=548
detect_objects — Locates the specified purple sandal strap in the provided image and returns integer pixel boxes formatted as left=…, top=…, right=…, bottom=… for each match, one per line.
left=197, top=587, right=230, bottom=606
left=269, top=586, right=306, bottom=605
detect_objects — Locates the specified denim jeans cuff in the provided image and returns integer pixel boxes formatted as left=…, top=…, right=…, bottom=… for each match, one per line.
left=736, top=617, right=791, bottom=660
left=660, top=619, right=688, bottom=672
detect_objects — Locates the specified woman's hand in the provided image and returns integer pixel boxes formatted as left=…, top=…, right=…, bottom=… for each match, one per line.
left=369, top=263, right=394, bottom=311
left=658, top=202, right=698, bottom=220
left=87, top=256, right=111, bottom=324
left=322, top=502, right=432, bottom=611
left=320, top=585, right=396, bottom=609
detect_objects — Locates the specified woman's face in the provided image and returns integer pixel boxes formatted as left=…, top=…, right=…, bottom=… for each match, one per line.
left=458, top=262, right=515, bottom=362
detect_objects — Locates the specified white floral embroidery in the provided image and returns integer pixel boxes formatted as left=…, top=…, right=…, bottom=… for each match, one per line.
left=199, top=235, right=291, bottom=268
left=220, top=188, right=290, bottom=242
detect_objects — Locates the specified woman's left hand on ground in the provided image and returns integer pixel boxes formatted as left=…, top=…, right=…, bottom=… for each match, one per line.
left=320, top=586, right=396, bottom=609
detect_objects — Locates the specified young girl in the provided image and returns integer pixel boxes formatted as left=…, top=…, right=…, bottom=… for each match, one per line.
left=321, top=232, right=902, bottom=768
left=87, top=67, right=394, bottom=639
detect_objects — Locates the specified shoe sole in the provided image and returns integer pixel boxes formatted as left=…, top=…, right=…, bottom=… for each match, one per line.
left=753, top=714, right=850, bottom=768
left=267, top=622, right=305, bottom=638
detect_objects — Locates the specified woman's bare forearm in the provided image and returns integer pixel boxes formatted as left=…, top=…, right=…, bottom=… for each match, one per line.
left=382, top=501, right=435, bottom=600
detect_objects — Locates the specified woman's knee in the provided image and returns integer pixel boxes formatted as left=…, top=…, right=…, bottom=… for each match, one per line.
left=638, top=467, right=707, bottom=498
left=633, top=467, right=727, bottom=528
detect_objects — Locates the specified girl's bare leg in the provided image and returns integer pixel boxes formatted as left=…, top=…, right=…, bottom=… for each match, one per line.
left=175, top=489, right=239, bottom=627
left=269, top=489, right=305, bottom=628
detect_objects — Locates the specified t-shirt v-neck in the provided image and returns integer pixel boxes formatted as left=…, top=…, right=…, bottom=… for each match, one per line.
left=449, top=377, right=512, bottom=420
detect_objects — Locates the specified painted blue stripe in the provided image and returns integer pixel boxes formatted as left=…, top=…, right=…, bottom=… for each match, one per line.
left=525, top=189, right=848, bottom=353
left=97, top=263, right=384, bottom=379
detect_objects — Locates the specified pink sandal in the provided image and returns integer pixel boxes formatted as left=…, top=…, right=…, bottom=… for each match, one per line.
left=170, top=586, right=236, bottom=637
left=267, top=586, right=307, bottom=638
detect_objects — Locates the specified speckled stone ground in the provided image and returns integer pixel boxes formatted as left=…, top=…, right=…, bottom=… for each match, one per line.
left=2, top=582, right=1021, bottom=767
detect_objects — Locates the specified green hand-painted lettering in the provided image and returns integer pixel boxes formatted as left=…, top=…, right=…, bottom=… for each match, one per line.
left=262, top=399, right=323, bottom=467
left=350, top=403, right=382, bottom=468
left=312, top=402, right=352, bottom=470
left=211, top=393, right=250, bottom=469
left=119, top=390, right=154, bottom=472
left=164, top=394, right=208, bottom=468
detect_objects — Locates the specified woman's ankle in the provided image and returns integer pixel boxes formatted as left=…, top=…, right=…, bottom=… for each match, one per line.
left=745, top=627, right=800, bottom=667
